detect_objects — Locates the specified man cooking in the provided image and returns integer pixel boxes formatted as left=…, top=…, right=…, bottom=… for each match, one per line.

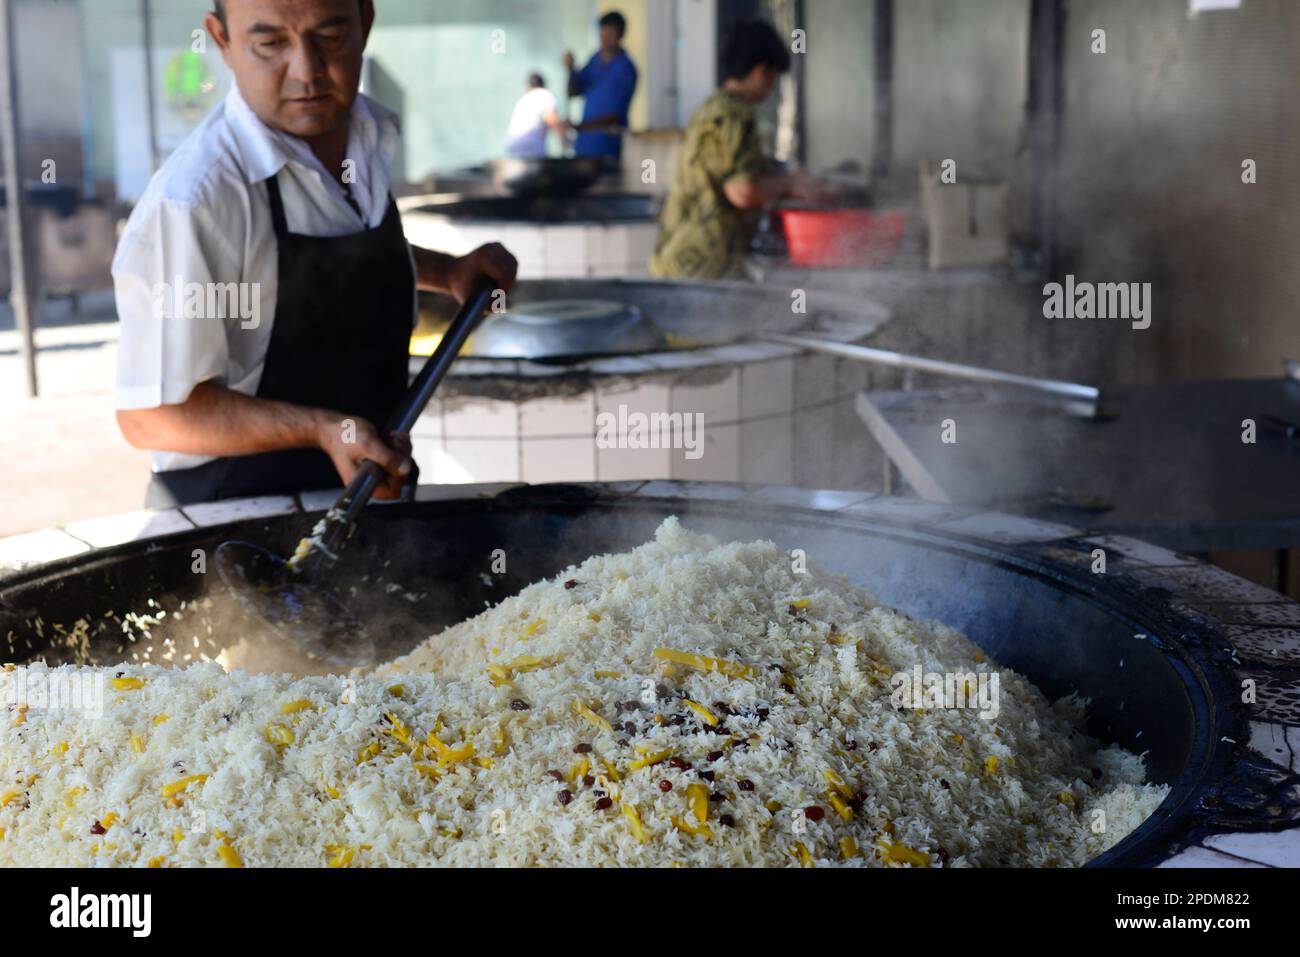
left=113, top=0, right=517, bottom=507
left=562, top=11, right=637, bottom=167
left=504, top=73, right=566, bottom=159
left=650, top=18, right=835, bottom=280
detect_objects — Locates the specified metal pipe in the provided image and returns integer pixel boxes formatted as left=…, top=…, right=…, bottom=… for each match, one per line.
left=0, top=0, right=37, bottom=397
left=761, top=332, right=1101, bottom=408
left=1027, top=0, right=1065, bottom=279
left=141, top=0, right=160, bottom=174
left=870, top=0, right=893, bottom=184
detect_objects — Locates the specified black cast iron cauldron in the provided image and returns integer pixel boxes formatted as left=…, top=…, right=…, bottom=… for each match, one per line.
left=2, top=482, right=1298, bottom=866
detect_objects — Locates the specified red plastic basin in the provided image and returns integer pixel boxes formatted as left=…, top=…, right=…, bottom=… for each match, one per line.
left=780, top=208, right=908, bottom=268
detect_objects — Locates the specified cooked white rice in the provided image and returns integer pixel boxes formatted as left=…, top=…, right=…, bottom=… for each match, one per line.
left=0, top=517, right=1167, bottom=867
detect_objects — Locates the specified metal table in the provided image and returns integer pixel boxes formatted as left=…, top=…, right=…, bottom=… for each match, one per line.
left=856, top=378, right=1300, bottom=554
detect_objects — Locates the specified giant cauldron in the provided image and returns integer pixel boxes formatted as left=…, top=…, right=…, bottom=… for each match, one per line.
left=2, top=482, right=1298, bottom=866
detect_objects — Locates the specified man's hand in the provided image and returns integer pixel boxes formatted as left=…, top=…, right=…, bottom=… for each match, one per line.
left=315, top=412, right=413, bottom=501
left=562, top=50, right=575, bottom=71
left=444, top=243, right=519, bottom=304
left=118, top=385, right=418, bottom=500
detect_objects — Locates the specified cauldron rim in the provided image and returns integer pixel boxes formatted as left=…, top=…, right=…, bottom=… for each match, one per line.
left=1, top=482, right=1291, bottom=867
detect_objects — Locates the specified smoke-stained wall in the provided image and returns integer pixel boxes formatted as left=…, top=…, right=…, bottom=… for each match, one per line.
left=801, top=0, right=1034, bottom=235
left=803, top=0, right=875, bottom=173
left=891, top=0, right=1033, bottom=240
left=799, top=0, right=1297, bottom=385
left=1057, top=0, right=1300, bottom=382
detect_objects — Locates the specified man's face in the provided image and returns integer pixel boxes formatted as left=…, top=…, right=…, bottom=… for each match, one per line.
left=207, top=0, right=372, bottom=139
left=748, top=65, right=780, bottom=102
left=599, top=24, right=622, bottom=53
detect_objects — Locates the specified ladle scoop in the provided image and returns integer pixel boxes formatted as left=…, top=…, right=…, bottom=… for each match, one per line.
left=215, top=278, right=498, bottom=670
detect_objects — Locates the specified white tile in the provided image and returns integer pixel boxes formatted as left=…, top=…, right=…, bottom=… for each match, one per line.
left=740, top=417, right=794, bottom=485
left=63, top=509, right=196, bottom=548
left=442, top=398, right=519, bottom=439
left=0, top=528, right=90, bottom=572
left=1156, top=846, right=1268, bottom=868
left=410, top=399, right=443, bottom=439
left=671, top=423, right=740, bottom=482
left=741, top=358, right=795, bottom=421
left=521, top=437, right=597, bottom=483
left=596, top=442, right=673, bottom=482
left=543, top=226, right=588, bottom=276
left=932, top=512, right=1079, bottom=544
left=514, top=257, right=546, bottom=280
left=795, top=353, right=837, bottom=409
left=401, top=218, right=470, bottom=255
left=519, top=392, right=595, bottom=438
left=1203, top=828, right=1300, bottom=867
left=181, top=496, right=298, bottom=528
left=670, top=366, right=741, bottom=424
left=442, top=439, right=520, bottom=483
left=792, top=407, right=836, bottom=489
left=642, top=349, right=722, bottom=371
left=834, top=357, right=871, bottom=399
left=596, top=377, right=671, bottom=420
left=505, top=229, right=546, bottom=278
left=603, top=224, right=633, bottom=267
left=543, top=261, right=587, bottom=279
left=411, top=434, right=445, bottom=483
left=584, top=225, right=613, bottom=268
left=625, top=224, right=658, bottom=262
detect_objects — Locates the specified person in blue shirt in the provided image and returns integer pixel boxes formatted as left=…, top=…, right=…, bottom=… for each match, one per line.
left=563, top=11, right=638, bottom=166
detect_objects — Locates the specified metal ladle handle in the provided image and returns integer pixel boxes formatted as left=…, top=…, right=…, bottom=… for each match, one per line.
left=761, top=332, right=1102, bottom=417
left=291, top=278, right=499, bottom=575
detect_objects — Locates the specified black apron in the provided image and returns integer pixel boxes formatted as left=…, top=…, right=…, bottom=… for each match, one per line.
left=145, top=172, right=415, bottom=507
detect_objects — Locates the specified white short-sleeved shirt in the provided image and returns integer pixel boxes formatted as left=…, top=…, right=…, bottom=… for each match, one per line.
left=112, top=85, right=414, bottom=473
left=504, top=87, right=558, bottom=158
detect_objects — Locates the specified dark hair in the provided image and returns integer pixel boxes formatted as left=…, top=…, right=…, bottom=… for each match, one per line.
left=598, top=11, right=627, bottom=37
left=528, top=72, right=545, bottom=89
left=719, top=17, right=791, bottom=81
left=213, top=0, right=364, bottom=27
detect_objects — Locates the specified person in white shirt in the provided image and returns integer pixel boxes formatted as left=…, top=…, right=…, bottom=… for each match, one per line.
left=114, top=0, right=517, bottom=507
left=504, top=73, right=564, bottom=158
